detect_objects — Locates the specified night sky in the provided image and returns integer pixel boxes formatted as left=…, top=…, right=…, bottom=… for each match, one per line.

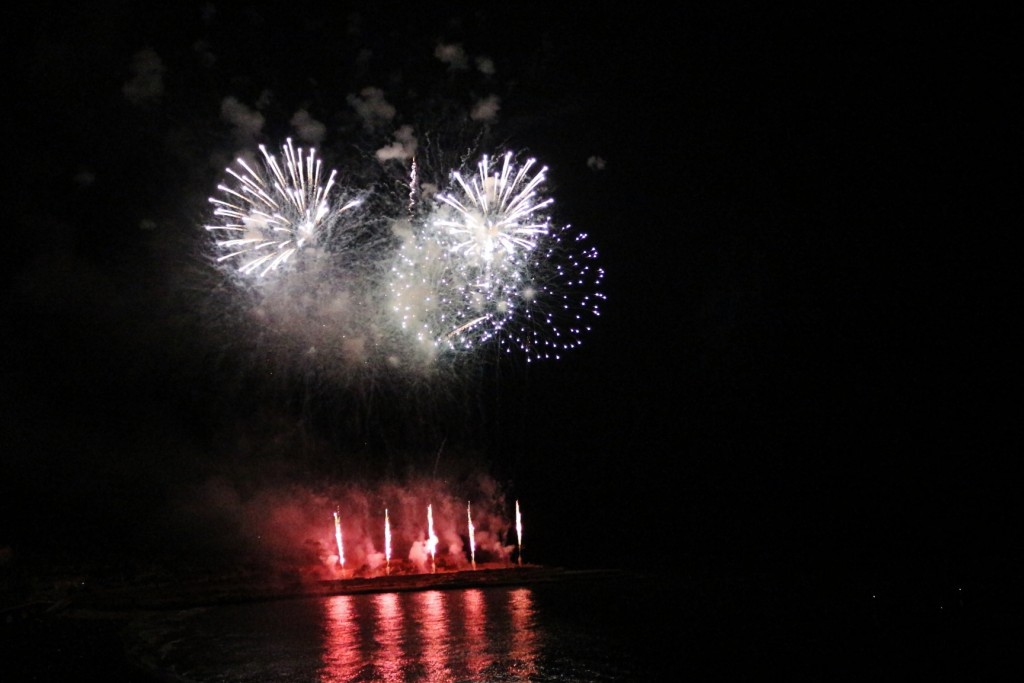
left=2, top=1, right=1017, bottom=610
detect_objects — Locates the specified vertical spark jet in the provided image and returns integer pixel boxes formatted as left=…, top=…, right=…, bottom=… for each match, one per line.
left=515, top=500, right=523, bottom=567
left=426, top=504, right=439, bottom=573
left=384, top=508, right=392, bottom=576
left=467, top=501, right=477, bottom=570
left=333, top=509, right=345, bottom=571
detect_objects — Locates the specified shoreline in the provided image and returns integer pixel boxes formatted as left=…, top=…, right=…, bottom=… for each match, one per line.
left=52, top=563, right=629, bottom=613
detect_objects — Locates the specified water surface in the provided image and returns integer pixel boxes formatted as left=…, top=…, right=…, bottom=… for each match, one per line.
left=126, top=573, right=678, bottom=682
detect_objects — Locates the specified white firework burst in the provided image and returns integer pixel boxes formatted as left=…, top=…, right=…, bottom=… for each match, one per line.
left=434, top=151, right=552, bottom=270
left=205, top=138, right=361, bottom=277
left=389, top=152, right=554, bottom=356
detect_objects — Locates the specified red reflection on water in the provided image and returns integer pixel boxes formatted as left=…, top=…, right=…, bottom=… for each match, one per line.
left=321, top=587, right=540, bottom=682
left=509, top=588, right=538, bottom=678
left=321, top=595, right=361, bottom=682
left=373, top=592, right=404, bottom=681
left=461, top=588, right=489, bottom=676
left=415, top=590, right=450, bottom=680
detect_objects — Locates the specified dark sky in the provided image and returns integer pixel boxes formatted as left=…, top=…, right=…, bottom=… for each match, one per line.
left=2, top=3, right=1016, bottom=589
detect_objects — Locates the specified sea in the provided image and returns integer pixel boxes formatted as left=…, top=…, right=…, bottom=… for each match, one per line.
left=122, top=571, right=684, bottom=682
left=112, top=567, right=1008, bottom=681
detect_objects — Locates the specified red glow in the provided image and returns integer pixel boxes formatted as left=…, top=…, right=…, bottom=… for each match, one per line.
left=321, top=595, right=360, bottom=682
left=415, top=590, right=450, bottom=679
left=509, top=588, right=538, bottom=677
left=312, top=493, right=526, bottom=577
left=461, top=588, right=488, bottom=675
left=373, top=593, right=404, bottom=680
left=320, top=585, right=539, bottom=681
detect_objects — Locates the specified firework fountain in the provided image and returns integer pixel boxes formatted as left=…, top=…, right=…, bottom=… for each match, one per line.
left=467, top=501, right=477, bottom=570
left=333, top=509, right=345, bottom=572
left=516, top=500, right=523, bottom=567
left=384, top=508, right=392, bottom=576
left=426, top=504, right=439, bottom=573
left=317, top=493, right=521, bottom=578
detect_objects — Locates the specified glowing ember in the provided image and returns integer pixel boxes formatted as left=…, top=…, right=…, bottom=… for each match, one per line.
left=384, top=508, right=392, bottom=576
left=333, top=509, right=345, bottom=569
left=515, top=500, right=523, bottom=566
left=467, top=501, right=477, bottom=570
left=426, top=504, right=439, bottom=573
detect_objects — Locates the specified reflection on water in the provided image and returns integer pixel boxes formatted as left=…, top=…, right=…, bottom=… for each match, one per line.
left=322, top=596, right=358, bottom=682
left=509, top=588, right=538, bottom=679
left=462, top=588, right=488, bottom=676
left=321, top=588, right=538, bottom=682
left=126, top=578, right=668, bottom=681
left=415, top=590, right=447, bottom=680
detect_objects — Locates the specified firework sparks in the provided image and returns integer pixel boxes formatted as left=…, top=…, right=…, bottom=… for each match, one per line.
left=384, top=508, right=392, bottom=575
left=203, top=140, right=605, bottom=370
left=434, top=152, right=551, bottom=269
left=388, top=151, right=564, bottom=356
left=333, top=509, right=345, bottom=569
left=426, top=504, right=439, bottom=573
left=467, top=501, right=477, bottom=570
left=515, top=500, right=523, bottom=566
left=205, top=138, right=361, bottom=277
left=499, top=224, right=606, bottom=362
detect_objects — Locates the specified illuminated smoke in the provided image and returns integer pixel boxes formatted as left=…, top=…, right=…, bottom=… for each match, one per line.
left=174, top=475, right=516, bottom=578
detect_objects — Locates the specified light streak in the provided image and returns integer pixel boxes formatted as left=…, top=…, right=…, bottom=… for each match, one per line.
left=426, top=504, right=438, bottom=573
left=384, top=508, right=392, bottom=576
left=333, top=509, right=345, bottom=569
left=467, top=501, right=476, bottom=570
left=515, top=500, right=523, bottom=567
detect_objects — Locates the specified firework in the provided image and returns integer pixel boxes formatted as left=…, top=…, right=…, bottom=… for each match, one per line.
left=426, top=503, right=439, bottom=573
left=467, top=501, right=476, bottom=570
left=203, top=140, right=605, bottom=373
left=515, top=500, right=523, bottom=566
left=434, top=152, right=551, bottom=270
left=333, top=509, right=345, bottom=568
left=205, top=138, right=361, bottom=277
left=497, top=223, right=606, bottom=362
left=388, top=151, right=558, bottom=355
left=384, top=508, right=392, bottom=575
